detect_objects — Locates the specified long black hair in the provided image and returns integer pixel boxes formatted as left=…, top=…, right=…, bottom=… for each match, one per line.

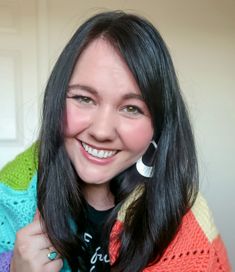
left=37, top=11, right=198, bottom=272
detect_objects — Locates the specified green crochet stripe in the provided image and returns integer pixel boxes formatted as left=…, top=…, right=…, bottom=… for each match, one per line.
left=0, top=142, right=38, bottom=190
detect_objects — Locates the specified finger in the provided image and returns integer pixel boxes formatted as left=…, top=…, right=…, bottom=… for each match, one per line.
left=17, top=219, right=44, bottom=237
left=33, top=208, right=40, bottom=222
left=14, top=233, right=53, bottom=260
left=38, top=247, right=62, bottom=265
left=46, top=247, right=61, bottom=263
left=45, top=258, right=64, bottom=272
left=48, top=246, right=61, bottom=258
left=34, top=248, right=58, bottom=264
left=31, top=233, right=53, bottom=250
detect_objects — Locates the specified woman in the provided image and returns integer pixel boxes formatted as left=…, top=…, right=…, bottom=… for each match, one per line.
left=0, top=11, right=231, bottom=272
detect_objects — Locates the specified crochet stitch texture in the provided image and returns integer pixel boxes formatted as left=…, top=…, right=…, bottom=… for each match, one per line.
left=0, top=143, right=38, bottom=190
left=0, top=143, right=231, bottom=271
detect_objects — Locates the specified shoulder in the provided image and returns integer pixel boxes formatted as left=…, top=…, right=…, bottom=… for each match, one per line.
left=0, top=142, right=38, bottom=190
left=144, top=193, right=231, bottom=271
left=110, top=192, right=231, bottom=271
left=190, top=192, right=218, bottom=243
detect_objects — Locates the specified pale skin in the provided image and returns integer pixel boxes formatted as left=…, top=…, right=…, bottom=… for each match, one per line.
left=11, top=38, right=154, bottom=270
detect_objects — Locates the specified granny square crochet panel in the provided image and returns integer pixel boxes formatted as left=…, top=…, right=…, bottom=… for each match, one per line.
left=0, top=145, right=37, bottom=271
left=0, top=144, right=38, bottom=253
left=0, top=144, right=71, bottom=271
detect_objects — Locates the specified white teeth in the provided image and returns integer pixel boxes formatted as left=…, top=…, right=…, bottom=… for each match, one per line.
left=81, top=142, right=117, bottom=159
left=98, top=150, right=104, bottom=158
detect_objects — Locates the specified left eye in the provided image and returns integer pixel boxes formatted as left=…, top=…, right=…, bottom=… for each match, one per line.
left=77, top=96, right=93, bottom=104
left=69, top=95, right=94, bottom=104
left=122, top=105, right=143, bottom=115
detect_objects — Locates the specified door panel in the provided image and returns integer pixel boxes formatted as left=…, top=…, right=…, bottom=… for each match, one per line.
left=0, top=0, right=39, bottom=168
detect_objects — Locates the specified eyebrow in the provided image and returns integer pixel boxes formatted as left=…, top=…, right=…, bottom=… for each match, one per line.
left=67, top=84, right=144, bottom=101
left=68, top=84, right=98, bottom=95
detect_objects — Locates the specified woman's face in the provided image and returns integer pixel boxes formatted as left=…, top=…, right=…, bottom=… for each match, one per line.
left=64, top=38, right=153, bottom=187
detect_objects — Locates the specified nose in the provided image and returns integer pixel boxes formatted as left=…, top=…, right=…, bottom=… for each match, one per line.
left=88, top=107, right=117, bottom=142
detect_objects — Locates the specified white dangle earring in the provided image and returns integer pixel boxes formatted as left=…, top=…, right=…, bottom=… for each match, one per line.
left=136, top=140, right=158, bottom=178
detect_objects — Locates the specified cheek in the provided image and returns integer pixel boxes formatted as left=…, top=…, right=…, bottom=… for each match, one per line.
left=63, top=104, right=90, bottom=136
left=120, top=119, right=154, bottom=152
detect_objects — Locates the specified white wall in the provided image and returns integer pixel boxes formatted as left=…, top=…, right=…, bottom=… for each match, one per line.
left=0, top=0, right=234, bottom=267
left=0, top=0, right=40, bottom=166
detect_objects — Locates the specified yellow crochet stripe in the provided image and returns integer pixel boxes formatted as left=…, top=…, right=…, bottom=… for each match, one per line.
left=191, top=192, right=218, bottom=242
left=0, top=142, right=38, bottom=190
left=117, top=185, right=143, bottom=222
left=117, top=187, right=219, bottom=244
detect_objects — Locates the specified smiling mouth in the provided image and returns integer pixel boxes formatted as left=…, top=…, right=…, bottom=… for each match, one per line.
left=81, top=142, right=118, bottom=159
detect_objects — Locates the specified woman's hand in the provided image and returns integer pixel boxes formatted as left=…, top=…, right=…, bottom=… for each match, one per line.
left=10, top=210, right=63, bottom=272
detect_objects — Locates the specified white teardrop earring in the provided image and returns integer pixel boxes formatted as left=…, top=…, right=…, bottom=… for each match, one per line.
left=136, top=140, right=157, bottom=178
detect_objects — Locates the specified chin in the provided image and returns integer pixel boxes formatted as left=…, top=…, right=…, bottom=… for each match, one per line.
left=78, top=173, right=112, bottom=186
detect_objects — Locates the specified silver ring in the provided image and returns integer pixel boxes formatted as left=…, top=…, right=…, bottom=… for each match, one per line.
left=47, top=251, right=58, bottom=261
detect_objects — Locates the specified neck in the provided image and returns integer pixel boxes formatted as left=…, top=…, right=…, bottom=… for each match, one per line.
left=82, top=183, right=114, bottom=211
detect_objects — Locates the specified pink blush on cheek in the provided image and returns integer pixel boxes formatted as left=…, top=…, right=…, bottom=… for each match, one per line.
left=63, top=102, right=90, bottom=136
left=120, top=122, right=154, bottom=152
left=63, top=107, right=75, bottom=136
left=64, top=101, right=81, bottom=136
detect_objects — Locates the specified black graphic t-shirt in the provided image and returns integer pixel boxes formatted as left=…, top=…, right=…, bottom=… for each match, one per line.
left=84, top=202, right=114, bottom=272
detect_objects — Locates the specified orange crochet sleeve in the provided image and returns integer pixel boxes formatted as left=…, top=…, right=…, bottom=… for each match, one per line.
left=210, top=235, right=231, bottom=272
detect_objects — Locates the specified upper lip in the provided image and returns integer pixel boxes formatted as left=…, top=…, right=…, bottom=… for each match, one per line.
left=79, top=140, right=119, bottom=152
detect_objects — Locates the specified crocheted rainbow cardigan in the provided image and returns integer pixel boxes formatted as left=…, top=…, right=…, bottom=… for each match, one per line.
left=0, top=144, right=231, bottom=271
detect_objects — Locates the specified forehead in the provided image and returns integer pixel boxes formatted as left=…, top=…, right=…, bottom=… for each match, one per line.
left=69, top=38, right=141, bottom=96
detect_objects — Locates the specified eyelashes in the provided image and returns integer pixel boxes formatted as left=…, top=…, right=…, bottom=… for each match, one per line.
left=67, top=95, right=95, bottom=105
left=121, top=105, right=143, bottom=115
